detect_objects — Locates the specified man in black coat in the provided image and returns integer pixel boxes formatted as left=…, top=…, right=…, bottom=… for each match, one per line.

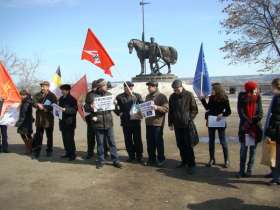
left=15, top=90, right=34, bottom=154
left=58, top=84, right=78, bottom=161
left=115, top=81, right=144, bottom=162
left=168, top=80, right=198, bottom=174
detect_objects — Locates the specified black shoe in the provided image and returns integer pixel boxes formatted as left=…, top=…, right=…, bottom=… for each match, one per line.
left=2, top=149, right=9, bottom=153
left=60, top=154, right=69, bottom=158
left=96, top=163, right=104, bottom=169
left=144, top=160, right=156, bottom=166
left=246, top=171, right=252, bottom=177
left=126, top=157, right=135, bottom=163
left=46, top=151, right=52, bottom=157
left=136, top=157, right=143, bottom=163
left=236, top=172, right=246, bottom=178
left=68, top=155, right=76, bottom=161
left=157, top=160, right=166, bottom=167
left=268, top=179, right=280, bottom=186
left=188, top=167, right=196, bottom=175
left=264, top=173, right=273, bottom=178
left=85, top=154, right=94, bottom=160
left=223, top=161, right=230, bottom=168
left=176, top=162, right=186, bottom=168
left=113, top=162, right=122, bottom=169
left=206, top=159, right=216, bottom=167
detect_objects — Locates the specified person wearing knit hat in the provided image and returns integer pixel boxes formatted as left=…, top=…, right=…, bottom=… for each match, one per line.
left=84, top=78, right=122, bottom=169
left=237, top=81, right=263, bottom=178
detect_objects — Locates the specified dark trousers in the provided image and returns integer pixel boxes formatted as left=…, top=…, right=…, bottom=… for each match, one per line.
left=174, top=127, right=196, bottom=167
left=87, top=124, right=96, bottom=156
left=33, top=126, right=53, bottom=153
left=272, top=143, right=280, bottom=181
left=208, top=127, right=229, bottom=162
left=61, top=128, right=76, bottom=157
left=95, top=127, right=119, bottom=164
left=0, top=125, right=8, bottom=151
left=146, top=126, right=165, bottom=162
left=20, top=133, right=33, bottom=152
left=87, top=124, right=109, bottom=156
left=122, top=125, right=143, bottom=159
left=239, top=143, right=257, bottom=174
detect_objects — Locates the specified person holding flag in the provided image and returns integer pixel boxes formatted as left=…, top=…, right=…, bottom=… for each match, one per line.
left=200, top=83, right=231, bottom=168
left=32, top=81, right=57, bottom=158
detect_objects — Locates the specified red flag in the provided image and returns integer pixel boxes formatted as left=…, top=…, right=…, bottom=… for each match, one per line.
left=0, top=62, right=21, bottom=116
left=81, top=28, right=115, bottom=77
left=70, top=75, right=88, bottom=120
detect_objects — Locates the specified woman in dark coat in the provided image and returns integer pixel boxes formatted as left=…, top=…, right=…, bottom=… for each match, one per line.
left=237, top=81, right=263, bottom=178
left=200, top=83, right=231, bottom=168
left=15, top=90, right=33, bottom=154
left=265, top=78, right=280, bottom=185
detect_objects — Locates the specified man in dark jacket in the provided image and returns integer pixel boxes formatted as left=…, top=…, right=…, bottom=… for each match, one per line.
left=58, top=84, right=78, bottom=161
left=115, top=81, right=144, bottom=162
left=15, top=90, right=34, bottom=154
left=32, top=81, right=57, bottom=158
left=84, top=78, right=122, bottom=169
left=145, top=80, right=169, bottom=167
left=168, top=80, right=198, bottom=174
left=237, top=81, right=263, bottom=177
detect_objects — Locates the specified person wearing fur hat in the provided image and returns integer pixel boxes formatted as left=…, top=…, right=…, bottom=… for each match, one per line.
left=84, top=78, right=122, bottom=169
left=15, top=90, right=34, bottom=154
left=58, top=84, right=78, bottom=161
left=237, top=81, right=263, bottom=178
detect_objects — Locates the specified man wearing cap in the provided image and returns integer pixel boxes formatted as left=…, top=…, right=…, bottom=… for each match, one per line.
left=32, top=81, right=57, bottom=158
left=84, top=78, right=122, bottom=169
left=58, top=84, right=78, bottom=161
left=115, top=81, right=144, bottom=163
left=168, top=79, right=198, bottom=174
left=145, top=80, right=169, bottom=167
left=84, top=80, right=109, bottom=159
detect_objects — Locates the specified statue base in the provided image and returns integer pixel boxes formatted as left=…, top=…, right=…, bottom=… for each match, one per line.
left=132, top=74, right=177, bottom=83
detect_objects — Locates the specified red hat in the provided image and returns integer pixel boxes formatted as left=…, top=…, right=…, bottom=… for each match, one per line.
left=244, top=81, right=257, bottom=92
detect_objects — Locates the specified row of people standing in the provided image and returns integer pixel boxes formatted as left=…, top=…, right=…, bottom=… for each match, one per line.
left=3, top=77, right=280, bottom=185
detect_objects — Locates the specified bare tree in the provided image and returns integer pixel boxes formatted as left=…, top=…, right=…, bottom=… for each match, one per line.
left=0, top=48, right=40, bottom=92
left=220, top=0, right=280, bottom=72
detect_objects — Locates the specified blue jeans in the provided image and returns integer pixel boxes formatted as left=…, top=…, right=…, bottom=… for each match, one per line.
left=240, top=143, right=257, bottom=174
left=272, top=143, right=280, bottom=181
left=95, top=127, right=119, bottom=164
left=0, top=125, right=8, bottom=151
left=146, top=126, right=165, bottom=162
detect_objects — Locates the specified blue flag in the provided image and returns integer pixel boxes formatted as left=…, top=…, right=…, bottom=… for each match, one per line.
left=193, top=43, right=211, bottom=97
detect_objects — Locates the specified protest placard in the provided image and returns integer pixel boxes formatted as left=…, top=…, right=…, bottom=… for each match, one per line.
left=94, top=95, right=115, bottom=112
left=139, top=100, right=155, bottom=118
left=52, top=104, right=63, bottom=120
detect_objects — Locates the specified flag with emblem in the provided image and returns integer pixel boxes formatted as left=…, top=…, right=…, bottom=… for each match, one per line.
left=70, top=75, right=88, bottom=120
left=0, top=62, right=21, bottom=126
left=50, top=66, right=62, bottom=97
left=81, top=28, right=115, bottom=77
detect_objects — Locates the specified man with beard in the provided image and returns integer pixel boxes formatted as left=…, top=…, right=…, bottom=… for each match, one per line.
left=32, top=81, right=57, bottom=158
left=84, top=79, right=122, bottom=169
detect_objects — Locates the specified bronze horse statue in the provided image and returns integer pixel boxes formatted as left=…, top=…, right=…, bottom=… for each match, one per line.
left=128, top=39, right=178, bottom=75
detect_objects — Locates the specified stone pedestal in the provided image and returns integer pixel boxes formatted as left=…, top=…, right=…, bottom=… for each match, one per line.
left=132, top=74, right=177, bottom=83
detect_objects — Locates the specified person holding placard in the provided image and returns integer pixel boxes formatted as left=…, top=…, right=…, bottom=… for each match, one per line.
left=265, top=78, right=280, bottom=185
left=169, top=80, right=198, bottom=174
left=145, top=80, right=169, bottom=167
left=237, top=81, right=263, bottom=178
left=200, top=83, right=231, bottom=168
left=115, top=81, right=144, bottom=163
left=84, top=79, right=122, bottom=169
left=32, top=81, right=57, bottom=158
left=58, top=84, right=78, bottom=161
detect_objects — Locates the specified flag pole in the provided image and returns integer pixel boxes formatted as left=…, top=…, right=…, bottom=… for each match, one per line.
left=111, top=67, right=134, bottom=96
